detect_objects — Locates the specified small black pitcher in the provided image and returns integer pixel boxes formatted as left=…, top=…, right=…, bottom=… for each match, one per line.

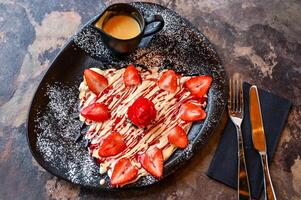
left=90, top=3, right=164, bottom=55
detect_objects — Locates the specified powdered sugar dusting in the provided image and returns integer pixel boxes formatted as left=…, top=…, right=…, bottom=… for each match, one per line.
left=35, top=84, right=99, bottom=185
left=73, top=2, right=221, bottom=76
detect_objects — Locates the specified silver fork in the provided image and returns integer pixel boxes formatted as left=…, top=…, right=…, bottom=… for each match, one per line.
left=228, top=74, right=251, bottom=200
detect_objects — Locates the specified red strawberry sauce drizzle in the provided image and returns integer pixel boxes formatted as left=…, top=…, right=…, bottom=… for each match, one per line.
left=79, top=67, right=206, bottom=183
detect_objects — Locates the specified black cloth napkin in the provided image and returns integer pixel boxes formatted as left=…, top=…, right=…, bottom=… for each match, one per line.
left=207, top=82, right=291, bottom=199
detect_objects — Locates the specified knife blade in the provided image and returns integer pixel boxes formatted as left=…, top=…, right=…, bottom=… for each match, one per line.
left=249, top=85, right=266, bottom=153
left=249, top=85, right=277, bottom=200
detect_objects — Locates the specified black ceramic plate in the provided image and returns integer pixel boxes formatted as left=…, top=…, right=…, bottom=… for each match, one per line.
left=27, top=2, right=226, bottom=190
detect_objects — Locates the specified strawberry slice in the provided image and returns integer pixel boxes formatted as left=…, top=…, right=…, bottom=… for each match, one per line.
left=180, top=102, right=206, bottom=122
left=139, top=147, right=163, bottom=178
left=98, top=132, right=127, bottom=157
left=185, top=75, right=212, bottom=98
left=84, top=69, right=108, bottom=95
left=80, top=103, right=110, bottom=122
left=111, top=158, right=138, bottom=186
left=158, top=70, right=179, bottom=93
left=123, top=64, right=142, bottom=86
left=168, top=126, right=188, bottom=148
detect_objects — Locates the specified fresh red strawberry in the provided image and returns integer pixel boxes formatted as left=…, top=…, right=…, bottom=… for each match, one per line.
left=84, top=69, right=108, bottom=95
left=123, top=64, right=142, bottom=86
left=98, top=132, right=127, bottom=157
left=127, top=97, right=157, bottom=128
left=180, top=102, right=206, bottom=122
left=168, top=126, right=188, bottom=148
left=185, top=75, right=212, bottom=98
left=139, top=147, right=163, bottom=178
left=158, top=70, right=179, bottom=93
left=80, top=103, right=110, bottom=122
left=111, top=158, right=138, bottom=186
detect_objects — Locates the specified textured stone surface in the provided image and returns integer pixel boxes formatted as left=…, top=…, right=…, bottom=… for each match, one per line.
left=0, top=0, right=300, bottom=199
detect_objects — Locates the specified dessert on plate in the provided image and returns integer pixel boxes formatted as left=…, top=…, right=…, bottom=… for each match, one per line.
left=79, top=64, right=212, bottom=187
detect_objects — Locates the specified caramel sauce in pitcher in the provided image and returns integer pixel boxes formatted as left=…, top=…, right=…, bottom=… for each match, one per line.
left=102, top=15, right=141, bottom=40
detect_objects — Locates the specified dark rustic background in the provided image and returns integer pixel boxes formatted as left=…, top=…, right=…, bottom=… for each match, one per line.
left=0, top=0, right=300, bottom=199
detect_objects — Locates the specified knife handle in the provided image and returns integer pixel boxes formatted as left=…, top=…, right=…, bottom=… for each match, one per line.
left=260, top=153, right=277, bottom=200
left=236, top=126, right=251, bottom=200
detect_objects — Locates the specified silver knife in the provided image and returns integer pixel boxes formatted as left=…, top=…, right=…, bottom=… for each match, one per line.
left=249, top=85, right=277, bottom=200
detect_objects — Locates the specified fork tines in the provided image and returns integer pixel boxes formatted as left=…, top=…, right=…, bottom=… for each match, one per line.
left=228, top=74, right=243, bottom=114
